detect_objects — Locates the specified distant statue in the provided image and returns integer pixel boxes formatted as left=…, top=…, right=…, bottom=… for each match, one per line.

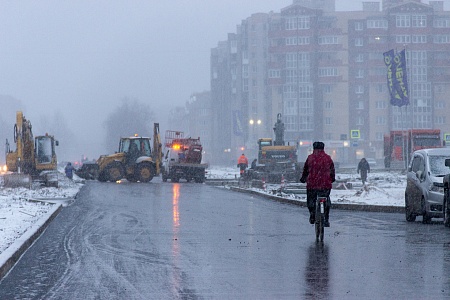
left=273, top=113, right=284, bottom=146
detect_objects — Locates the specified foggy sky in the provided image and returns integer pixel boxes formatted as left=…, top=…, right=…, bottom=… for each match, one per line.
left=0, top=0, right=446, bottom=161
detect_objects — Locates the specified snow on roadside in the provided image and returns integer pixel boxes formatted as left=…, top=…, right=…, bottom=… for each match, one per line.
left=0, top=170, right=83, bottom=254
left=206, top=166, right=407, bottom=207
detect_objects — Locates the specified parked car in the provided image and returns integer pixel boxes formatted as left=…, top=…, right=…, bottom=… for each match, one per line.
left=443, top=158, right=450, bottom=227
left=405, top=148, right=450, bottom=223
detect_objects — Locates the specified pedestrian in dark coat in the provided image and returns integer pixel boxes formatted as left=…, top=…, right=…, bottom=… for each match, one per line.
left=357, top=158, right=370, bottom=185
left=65, top=162, right=74, bottom=180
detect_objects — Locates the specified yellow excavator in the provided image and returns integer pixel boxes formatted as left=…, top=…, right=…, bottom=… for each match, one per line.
left=4, top=111, right=59, bottom=188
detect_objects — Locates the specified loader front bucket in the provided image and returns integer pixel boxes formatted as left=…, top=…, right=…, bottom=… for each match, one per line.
left=2, top=173, right=32, bottom=189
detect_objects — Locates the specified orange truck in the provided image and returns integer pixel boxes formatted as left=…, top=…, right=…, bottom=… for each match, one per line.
left=384, top=129, right=442, bottom=168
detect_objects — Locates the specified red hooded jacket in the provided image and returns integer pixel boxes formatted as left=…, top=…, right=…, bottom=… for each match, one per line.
left=300, top=149, right=335, bottom=189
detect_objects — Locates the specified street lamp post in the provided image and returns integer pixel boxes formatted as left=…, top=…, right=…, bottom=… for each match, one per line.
left=248, top=119, right=262, bottom=152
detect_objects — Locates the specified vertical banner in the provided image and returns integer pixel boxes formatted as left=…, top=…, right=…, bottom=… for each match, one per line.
left=232, top=110, right=243, bottom=136
left=393, top=49, right=409, bottom=106
left=383, top=49, right=409, bottom=107
left=383, top=49, right=402, bottom=106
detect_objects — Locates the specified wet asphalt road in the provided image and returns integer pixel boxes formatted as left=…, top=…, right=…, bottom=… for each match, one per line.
left=1, top=178, right=450, bottom=299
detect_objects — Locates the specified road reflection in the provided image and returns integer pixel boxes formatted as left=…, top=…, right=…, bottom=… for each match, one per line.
left=304, top=242, right=329, bottom=299
left=171, top=183, right=181, bottom=295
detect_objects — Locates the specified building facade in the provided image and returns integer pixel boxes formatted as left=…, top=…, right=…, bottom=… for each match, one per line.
left=208, top=0, right=450, bottom=166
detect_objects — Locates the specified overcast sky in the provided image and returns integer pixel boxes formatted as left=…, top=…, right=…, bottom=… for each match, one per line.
left=0, top=0, right=447, bottom=161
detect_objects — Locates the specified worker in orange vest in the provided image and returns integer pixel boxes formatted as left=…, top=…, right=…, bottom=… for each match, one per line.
left=237, top=153, right=249, bottom=176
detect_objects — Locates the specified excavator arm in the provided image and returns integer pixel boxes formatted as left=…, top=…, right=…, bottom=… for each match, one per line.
left=153, top=123, right=163, bottom=175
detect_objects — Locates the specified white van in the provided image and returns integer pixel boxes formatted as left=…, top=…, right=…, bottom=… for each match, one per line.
left=405, top=148, right=450, bottom=223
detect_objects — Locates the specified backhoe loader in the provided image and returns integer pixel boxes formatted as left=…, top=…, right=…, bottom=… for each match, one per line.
left=79, top=123, right=162, bottom=182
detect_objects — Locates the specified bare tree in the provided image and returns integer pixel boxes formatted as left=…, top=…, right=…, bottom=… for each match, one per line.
left=103, top=98, right=154, bottom=152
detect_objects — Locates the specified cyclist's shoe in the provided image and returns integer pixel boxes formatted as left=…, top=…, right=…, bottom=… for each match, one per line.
left=324, top=220, right=330, bottom=227
left=309, top=214, right=315, bottom=224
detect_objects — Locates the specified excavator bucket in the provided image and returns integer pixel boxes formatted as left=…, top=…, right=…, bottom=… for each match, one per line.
left=3, top=173, right=32, bottom=189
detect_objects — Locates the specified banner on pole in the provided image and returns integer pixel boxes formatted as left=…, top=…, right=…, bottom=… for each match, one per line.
left=383, top=49, right=409, bottom=107
left=232, top=110, right=243, bottom=136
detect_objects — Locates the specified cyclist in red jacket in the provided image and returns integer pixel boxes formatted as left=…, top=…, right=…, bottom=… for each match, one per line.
left=300, top=141, right=335, bottom=227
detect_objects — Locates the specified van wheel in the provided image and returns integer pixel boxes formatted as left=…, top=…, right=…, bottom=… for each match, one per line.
left=421, top=197, right=431, bottom=224
left=405, top=194, right=416, bottom=222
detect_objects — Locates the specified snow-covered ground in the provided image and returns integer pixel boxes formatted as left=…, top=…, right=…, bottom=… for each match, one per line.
left=0, top=166, right=406, bottom=258
left=0, top=168, right=83, bottom=256
left=206, top=166, right=406, bottom=207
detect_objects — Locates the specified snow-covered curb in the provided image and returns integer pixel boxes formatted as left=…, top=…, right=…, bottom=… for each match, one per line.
left=221, top=185, right=405, bottom=214
left=0, top=203, right=62, bottom=279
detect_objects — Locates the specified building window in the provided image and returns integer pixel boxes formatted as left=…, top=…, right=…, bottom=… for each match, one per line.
left=269, top=69, right=281, bottom=78
left=375, top=85, right=384, bottom=93
left=324, top=101, right=332, bottom=109
left=435, top=85, right=445, bottom=95
left=357, top=100, right=364, bottom=109
left=413, top=67, right=427, bottom=82
left=322, top=85, right=332, bottom=94
left=318, top=68, right=338, bottom=77
left=286, top=53, right=297, bottom=68
left=434, top=18, right=450, bottom=28
left=396, top=15, right=410, bottom=27
left=412, top=35, right=427, bottom=43
left=243, top=65, right=251, bottom=78
left=355, top=85, right=364, bottom=94
left=357, top=117, right=364, bottom=126
left=435, top=116, right=446, bottom=125
left=355, top=22, right=363, bottom=31
left=318, top=36, right=338, bottom=45
left=367, top=19, right=388, bottom=29
left=298, top=36, right=310, bottom=45
left=376, top=132, right=384, bottom=141
left=434, top=35, right=450, bottom=44
left=434, top=101, right=445, bottom=109
left=298, top=16, right=310, bottom=29
left=355, top=53, right=364, bottom=63
left=286, top=37, right=297, bottom=45
left=376, top=100, right=387, bottom=109
left=396, top=35, right=410, bottom=43
left=242, top=79, right=248, bottom=92
left=355, top=38, right=363, bottom=46
left=356, top=69, right=364, bottom=78
left=376, top=116, right=386, bottom=125
left=285, top=17, right=297, bottom=30
left=412, top=15, right=426, bottom=27
left=299, top=84, right=313, bottom=98
left=325, top=117, right=332, bottom=125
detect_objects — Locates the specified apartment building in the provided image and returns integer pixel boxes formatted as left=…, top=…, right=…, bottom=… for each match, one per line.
left=209, top=0, right=450, bottom=166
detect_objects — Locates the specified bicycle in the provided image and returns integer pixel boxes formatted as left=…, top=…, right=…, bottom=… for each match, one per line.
left=315, top=196, right=328, bottom=242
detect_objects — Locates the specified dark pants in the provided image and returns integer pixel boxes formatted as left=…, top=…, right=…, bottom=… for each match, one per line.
left=360, top=171, right=368, bottom=184
left=239, top=163, right=247, bottom=175
left=306, top=189, right=331, bottom=221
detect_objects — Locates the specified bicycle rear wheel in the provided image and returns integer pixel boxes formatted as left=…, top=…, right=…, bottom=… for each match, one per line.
left=315, top=218, right=324, bottom=242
